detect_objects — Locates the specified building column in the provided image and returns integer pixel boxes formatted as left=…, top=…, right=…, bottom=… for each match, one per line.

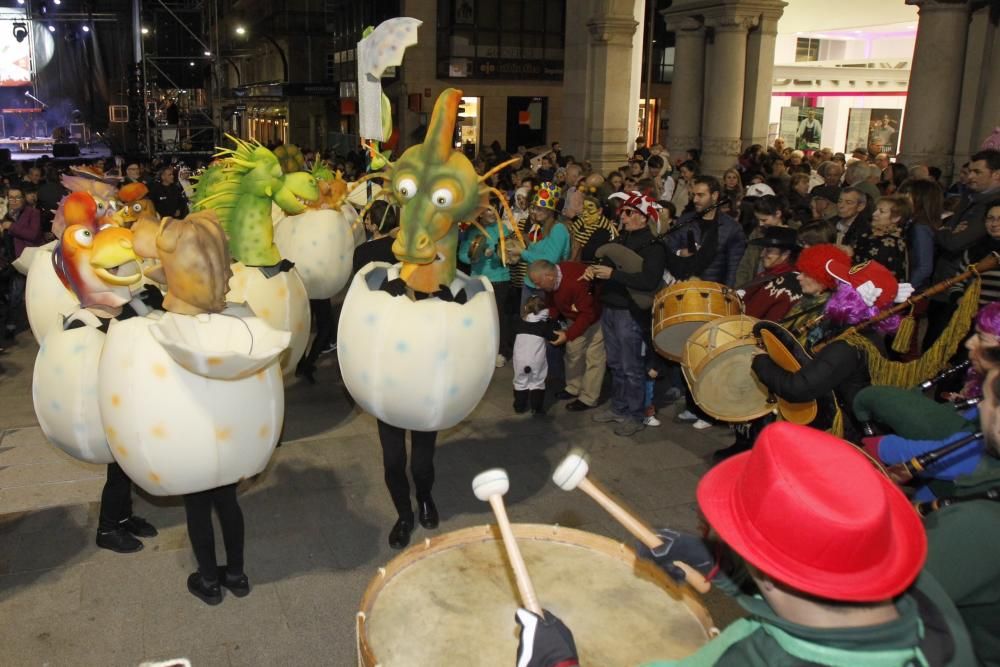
left=701, top=13, right=756, bottom=176
left=584, top=10, right=639, bottom=175
left=741, top=14, right=781, bottom=149
left=665, top=16, right=705, bottom=161
left=897, top=0, right=971, bottom=174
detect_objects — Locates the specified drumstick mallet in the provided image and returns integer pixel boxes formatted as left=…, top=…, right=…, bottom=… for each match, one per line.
left=472, top=468, right=544, bottom=615
left=552, top=450, right=711, bottom=594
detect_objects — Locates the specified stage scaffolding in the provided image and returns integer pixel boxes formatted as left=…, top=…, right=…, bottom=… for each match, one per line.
left=137, top=0, right=223, bottom=158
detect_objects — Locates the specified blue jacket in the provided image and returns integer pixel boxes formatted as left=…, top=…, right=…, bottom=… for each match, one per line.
left=907, top=221, right=935, bottom=290
left=666, top=211, right=746, bottom=286
left=520, top=222, right=571, bottom=288
left=458, top=223, right=511, bottom=283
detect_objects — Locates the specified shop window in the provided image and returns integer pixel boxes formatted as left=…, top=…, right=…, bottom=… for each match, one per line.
left=795, top=38, right=821, bottom=62
left=437, top=0, right=565, bottom=81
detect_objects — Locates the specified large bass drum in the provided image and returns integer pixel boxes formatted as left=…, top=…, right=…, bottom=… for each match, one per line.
left=682, top=314, right=772, bottom=422
left=653, top=280, right=742, bottom=361
left=357, top=524, right=717, bottom=666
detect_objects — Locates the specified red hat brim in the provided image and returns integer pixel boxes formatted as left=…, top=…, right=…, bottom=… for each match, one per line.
left=697, top=435, right=926, bottom=602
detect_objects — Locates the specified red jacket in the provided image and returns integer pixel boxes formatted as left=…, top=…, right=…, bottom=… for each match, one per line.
left=742, top=263, right=802, bottom=322
left=546, top=261, right=602, bottom=341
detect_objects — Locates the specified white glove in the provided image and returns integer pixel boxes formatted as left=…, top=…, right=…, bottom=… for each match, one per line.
left=894, top=283, right=915, bottom=303
left=855, top=280, right=882, bottom=308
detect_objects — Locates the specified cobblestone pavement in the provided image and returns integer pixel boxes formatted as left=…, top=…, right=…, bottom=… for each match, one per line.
left=0, top=335, right=744, bottom=666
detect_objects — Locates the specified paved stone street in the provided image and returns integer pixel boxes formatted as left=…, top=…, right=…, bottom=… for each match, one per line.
left=0, top=335, right=744, bottom=666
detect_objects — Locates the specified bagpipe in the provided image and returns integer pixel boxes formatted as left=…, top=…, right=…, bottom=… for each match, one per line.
left=795, top=252, right=1000, bottom=391
left=915, top=486, right=1000, bottom=516
left=885, top=431, right=984, bottom=485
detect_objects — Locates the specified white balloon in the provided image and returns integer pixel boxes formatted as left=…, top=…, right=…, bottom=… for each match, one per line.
left=338, top=263, right=499, bottom=431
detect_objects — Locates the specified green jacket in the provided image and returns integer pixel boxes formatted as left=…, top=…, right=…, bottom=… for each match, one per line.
left=641, top=573, right=974, bottom=667
left=924, top=455, right=1000, bottom=667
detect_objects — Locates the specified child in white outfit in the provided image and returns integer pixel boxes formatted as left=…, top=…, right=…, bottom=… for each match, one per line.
left=512, top=295, right=555, bottom=415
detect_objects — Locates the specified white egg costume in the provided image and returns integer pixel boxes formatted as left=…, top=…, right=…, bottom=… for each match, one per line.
left=227, top=262, right=309, bottom=378
left=23, top=241, right=82, bottom=343
left=338, top=263, right=498, bottom=431
left=273, top=207, right=356, bottom=299
left=97, top=308, right=289, bottom=496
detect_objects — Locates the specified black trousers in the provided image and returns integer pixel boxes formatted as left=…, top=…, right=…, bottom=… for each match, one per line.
left=98, top=462, right=134, bottom=531
left=492, top=280, right=513, bottom=359
left=377, top=419, right=437, bottom=519
left=301, top=298, right=334, bottom=368
left=182, top=483, right=245, bottom=580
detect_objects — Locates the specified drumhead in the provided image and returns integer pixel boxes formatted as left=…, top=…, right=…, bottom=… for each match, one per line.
left=654, top=321, right=703, bottom=360
left=689, top=346, right=772, bottom=422
left=358, top=524, right=715, bottom=666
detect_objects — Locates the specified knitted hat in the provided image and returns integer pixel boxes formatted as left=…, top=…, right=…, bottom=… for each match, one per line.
left=698, top=422, right=927, bottom=601
left=531, top=182, right=563, bottom=211
left=795, top=244, right=851, bottom=290
left=608, top=190, right=662, bottom=224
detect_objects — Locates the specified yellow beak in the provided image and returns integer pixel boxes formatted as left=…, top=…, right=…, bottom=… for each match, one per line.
left=91, top=227, right=143, bottom=286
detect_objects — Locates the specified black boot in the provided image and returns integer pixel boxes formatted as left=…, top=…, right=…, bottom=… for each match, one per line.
left=513, top=389, right=529, bottom=414
left=529, top=389, right=546, bottom=415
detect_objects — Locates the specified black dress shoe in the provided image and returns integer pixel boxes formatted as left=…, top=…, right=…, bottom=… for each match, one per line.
left=96, top=527, right=143, bottom=553
left=555, top=390, right=575, bottom=401
left=217, top=566, right=251, bottom=598
left=417, top=498, right=439, bottom=529
left=187, top=572, right=223, bottom=605
left=121, top=515, right=158, bottom=538
left=389, top=516, right=414, bottom=549
left=565, top=400, right=594, bottom=412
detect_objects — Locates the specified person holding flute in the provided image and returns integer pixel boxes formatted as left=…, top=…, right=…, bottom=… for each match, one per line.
left=514, top=422, right=975, bottom=666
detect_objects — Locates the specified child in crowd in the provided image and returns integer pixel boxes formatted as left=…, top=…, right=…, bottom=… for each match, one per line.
left=513, top=295, right=556, bottom=415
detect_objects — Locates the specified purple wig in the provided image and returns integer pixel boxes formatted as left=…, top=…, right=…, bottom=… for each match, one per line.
left=976, top=302, right=1000, bottom=336
left=963, top=303, right=1000, bottom=398
left=824, top=283, right=902, bottom=335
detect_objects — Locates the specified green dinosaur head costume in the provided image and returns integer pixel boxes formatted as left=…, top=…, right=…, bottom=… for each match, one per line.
left=192, top=135, right=320, bottom=266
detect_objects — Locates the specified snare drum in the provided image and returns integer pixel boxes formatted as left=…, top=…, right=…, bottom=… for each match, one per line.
left=682, top=315, right=772, bottom=422
left=653, top=280, right=742, bottom=360
left=357, top=524, right=717, bottom=666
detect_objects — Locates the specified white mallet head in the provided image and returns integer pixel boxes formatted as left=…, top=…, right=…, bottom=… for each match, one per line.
left=472, top=468, right=510, bottom=501
left=552, top=450, right=590, bottom=491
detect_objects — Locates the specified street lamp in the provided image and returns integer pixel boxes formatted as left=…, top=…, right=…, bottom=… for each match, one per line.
left=235, top=26, right=246, bottom=36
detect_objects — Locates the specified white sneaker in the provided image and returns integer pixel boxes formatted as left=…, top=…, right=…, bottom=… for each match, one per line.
left=643, top=415, right=661, bottom=427
left=692, top=419, right=712, bottom=430
left=495, top=354, right=507, bottom=368
left=674, top=410, right=698, bottom=423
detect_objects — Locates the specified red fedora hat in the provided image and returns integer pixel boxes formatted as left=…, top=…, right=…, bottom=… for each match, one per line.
left=697, top=422, right=926, bottom=602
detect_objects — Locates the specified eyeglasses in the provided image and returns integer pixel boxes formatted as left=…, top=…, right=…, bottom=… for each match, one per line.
left=7, top=195, right=23, bottom=200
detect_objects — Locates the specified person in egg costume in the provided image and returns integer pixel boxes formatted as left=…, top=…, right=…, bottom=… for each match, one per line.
left=50, top=194, right=159, bottom=554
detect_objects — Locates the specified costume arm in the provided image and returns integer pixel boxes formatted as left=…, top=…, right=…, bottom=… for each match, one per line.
left=924, top=505, right=1000, bottom=604
left=751, top=341, right=856, bottom=402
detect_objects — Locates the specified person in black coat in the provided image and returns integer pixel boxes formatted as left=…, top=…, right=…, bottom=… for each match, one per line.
left=752, top=253, right=914, bottom=442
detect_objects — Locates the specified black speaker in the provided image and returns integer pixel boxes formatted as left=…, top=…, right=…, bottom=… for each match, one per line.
left=53, top=143, right=80, bottom=158
left=0, top=148, right=10, bottom=162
